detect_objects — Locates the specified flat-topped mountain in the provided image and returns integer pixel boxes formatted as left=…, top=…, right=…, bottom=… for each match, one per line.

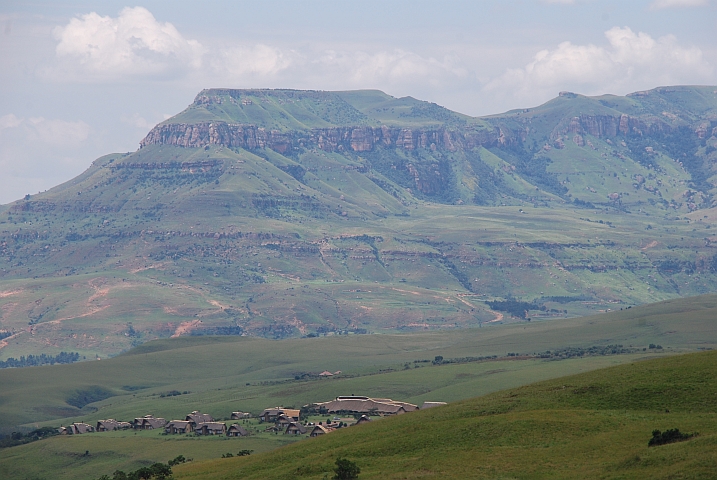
left=2, top=86, right=717, bottom=360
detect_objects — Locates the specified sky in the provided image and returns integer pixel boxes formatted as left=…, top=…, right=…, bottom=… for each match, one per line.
left=1, top=0, right=716, bottom=204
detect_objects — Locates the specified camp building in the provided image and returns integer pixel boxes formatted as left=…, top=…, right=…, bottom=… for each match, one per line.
left=133, top=415, right=167, bottom=430
left=194, top=422, right=227, bottom=435
left=310, top=396, right=418, bottom=416
left=185, top=411, right=214, bottom=428
left=227, top=424, right=249, bottom=437
left=259, top=407, right=300, bottom=422
left=165, top=420, right=193, bottom=434
left=96, top=419, right=131, bottom=432
left=58, top=422, right=95, bottom=435
left=285, top=422, right=308, bottom=435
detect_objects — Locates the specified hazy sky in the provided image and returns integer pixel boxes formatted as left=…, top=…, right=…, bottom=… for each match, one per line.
left=1, top=0, right=716, bottom=204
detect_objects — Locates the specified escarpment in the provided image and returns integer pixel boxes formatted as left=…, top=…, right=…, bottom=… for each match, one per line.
left=139, top=122, right=506, bottom=153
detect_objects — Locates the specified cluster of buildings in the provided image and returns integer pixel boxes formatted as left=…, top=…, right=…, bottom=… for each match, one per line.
left=59, top=411, right=250, bottom=437
left=57, top=396, right=446, bottom=438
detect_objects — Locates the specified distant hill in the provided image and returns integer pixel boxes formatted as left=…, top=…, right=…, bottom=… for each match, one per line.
left=2, top=86, right=717, bottom=359
left=171, top=349, right=717, bottom=479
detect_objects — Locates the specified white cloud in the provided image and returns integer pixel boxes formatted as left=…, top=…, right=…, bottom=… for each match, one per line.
left=650, top=0, right=708, bottom=9
left=26, top=117, right=90, bottom=147
left=209, top=44, right=295, bottom=79
left=0, top=115, right=93, bottom=203
left=307, top=49, right=470, bottom=90
left=485, top=27, right=713, bottom=107
left=0, top=113, right=22, bottom=130
left=53, top=6, right=203, bottom=79
left=0, top=114, right=89, bottom=147
left=121, top=113, right=155, bottom=130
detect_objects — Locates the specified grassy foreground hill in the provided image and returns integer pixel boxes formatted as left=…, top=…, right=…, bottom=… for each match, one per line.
left=172, top=350, right=717, bottom=479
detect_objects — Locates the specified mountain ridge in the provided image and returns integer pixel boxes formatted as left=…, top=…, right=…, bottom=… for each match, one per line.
left=2, top=85, right=717, bottom=359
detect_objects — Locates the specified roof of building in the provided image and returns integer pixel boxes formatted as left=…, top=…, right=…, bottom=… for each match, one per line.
left=312, top=396, right=417, bottom=414
left=310, top=424, right=334, bottom=435
left=227, top=424, right=249, bottom=435
left=285, top=422, right=307, bottom=434
left=196, top=422, right=226, bottom=430
left=186, top=412, right=214, bottom=423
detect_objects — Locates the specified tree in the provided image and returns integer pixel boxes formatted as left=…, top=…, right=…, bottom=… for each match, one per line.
left=333, top=457, right=360, bottom=480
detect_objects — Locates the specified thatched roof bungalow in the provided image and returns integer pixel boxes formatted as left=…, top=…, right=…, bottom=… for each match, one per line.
left=310, top=424, right=335, bottom=437
left=194, top=422, right=226, bottom=436
left=227, top=424, right=249, bottom=437
left=259, top=407, right=300, bottom=422
left=133, top=415, right=167, bottom=430
left=354, top=415, right=372, bottom=425
left=186, top=411, right=214, bottom=427
left=59, top=422, right=95, bottom=435
left=165, top=420, right=193, bottom=434
left=284, top=422, right=307, bottom=435
left=96, top=419, right=131, bottom=432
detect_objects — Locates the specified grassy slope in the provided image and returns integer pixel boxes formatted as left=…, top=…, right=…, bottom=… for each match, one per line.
left=4, top=88, right=717, bottom=359
left=1, top=292, right=715, bottom=430
left=173, top=350, right=717, bottom=479
left=0, top=294, right=716, bottom=479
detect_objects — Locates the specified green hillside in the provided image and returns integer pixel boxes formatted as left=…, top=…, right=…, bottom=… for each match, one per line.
left=1, top=292, right=716, bottom=431
left=3, top=86, right=717, bottom=359
left=170, top=350, right=717, bottom=479
left=0, top=292, right=715, bottom=479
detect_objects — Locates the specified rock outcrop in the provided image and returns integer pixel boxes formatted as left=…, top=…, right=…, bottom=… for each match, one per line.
left=140, top=122, right=504, bottom=153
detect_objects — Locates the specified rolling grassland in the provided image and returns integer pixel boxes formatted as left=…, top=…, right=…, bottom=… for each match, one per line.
left=0, top=294, right=715, bottom=478
left=172, top=350, right=717, bottom=479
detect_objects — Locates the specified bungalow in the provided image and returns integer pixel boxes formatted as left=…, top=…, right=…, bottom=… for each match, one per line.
left=421, top=401, right=447, bottom=410
left=231, top=411, right=251, bottom=420
left=96, top=419, right=131, bottom=432
left=284, top=422, right=307, bottom=435
left=59, top=422, right=95, bottom=435
left=186, top=411, right=214, bottom=428
left=354, top=415, right=372, bottom=425
left=165, top=420, right=193, bottom=434
left=259, top=407, right=300, bottom=423
left=310, top=424, right=335, bottom=437
left=226, top=424, right=249, bottom=437
left=133, top=415, right=167, bottom=430
left=194, top=422, right=227, bottom=436
left=275, top=414, right=294, bottom=427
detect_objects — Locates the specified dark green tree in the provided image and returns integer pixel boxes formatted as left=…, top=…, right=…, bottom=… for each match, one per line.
left=333, top=457, right=360, bottom=480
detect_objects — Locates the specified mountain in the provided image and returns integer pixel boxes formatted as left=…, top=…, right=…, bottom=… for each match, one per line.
left=2, top=86, right=717, bottom=359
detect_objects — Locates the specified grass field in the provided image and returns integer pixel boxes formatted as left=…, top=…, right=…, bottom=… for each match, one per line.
left=170, top=350, right=717, bottom=479
left=0, top=292, right=715, bottom=478
left=2, top=292, right=716, bottom=432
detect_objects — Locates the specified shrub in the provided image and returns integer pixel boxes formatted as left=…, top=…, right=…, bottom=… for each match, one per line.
left=333, top=457, right=360, bottom=480
left=648, top=428, right=696, bottom=447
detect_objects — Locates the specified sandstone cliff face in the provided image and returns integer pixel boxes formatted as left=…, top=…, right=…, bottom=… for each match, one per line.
left=140, top=122, right=504, bottom=153
left=557, top=114, right=673, bottom=139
